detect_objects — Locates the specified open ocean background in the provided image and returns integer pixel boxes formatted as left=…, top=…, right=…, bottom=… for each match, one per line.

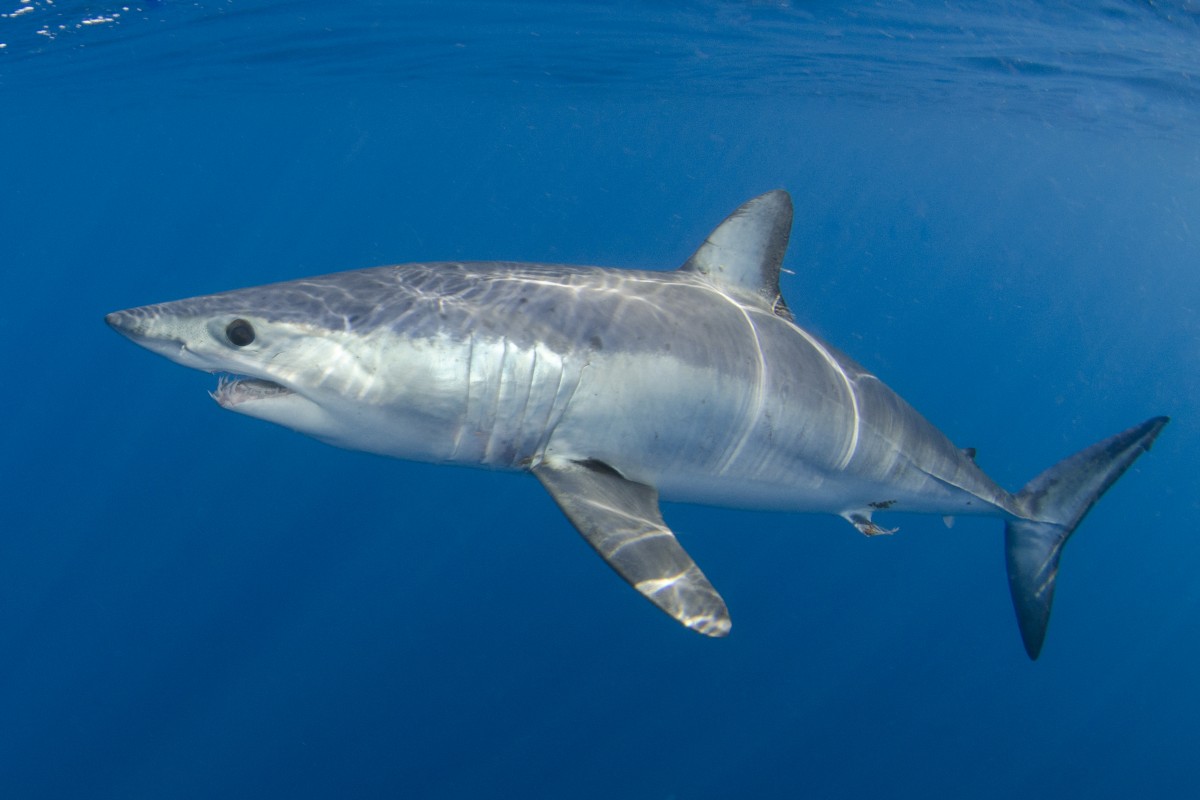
left=3, top=2, right=1199, bottom=797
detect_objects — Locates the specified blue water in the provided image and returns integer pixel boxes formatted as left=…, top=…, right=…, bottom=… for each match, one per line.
left=3, top=2, right=1199, bottom=797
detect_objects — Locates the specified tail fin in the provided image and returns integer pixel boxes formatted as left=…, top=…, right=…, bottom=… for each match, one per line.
left=1006, top=416, right=1169, bottom=659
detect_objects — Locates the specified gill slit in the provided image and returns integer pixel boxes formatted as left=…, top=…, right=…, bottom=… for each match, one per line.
left=481, top=336, right=511, bottom=464
left=534, top=349, right=585, bottom=468
left=451, top=332, right=475, bottom=459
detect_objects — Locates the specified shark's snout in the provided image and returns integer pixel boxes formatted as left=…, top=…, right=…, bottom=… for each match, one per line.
left=105, top=306, right=195, bottom=364
left=105, top=309, right=137, bottom=337
left=105, top=308, right=157, bottom=342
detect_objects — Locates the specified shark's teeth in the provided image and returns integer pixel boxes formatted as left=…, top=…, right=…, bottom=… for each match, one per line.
left=210, top=374, right=293, bottom=408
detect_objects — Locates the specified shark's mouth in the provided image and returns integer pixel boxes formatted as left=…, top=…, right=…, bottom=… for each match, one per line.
left=210, top=374, right=294, bottom=408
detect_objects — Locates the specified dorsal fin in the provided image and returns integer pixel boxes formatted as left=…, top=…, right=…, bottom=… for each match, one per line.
left=679, top=190, right=794, bottom=318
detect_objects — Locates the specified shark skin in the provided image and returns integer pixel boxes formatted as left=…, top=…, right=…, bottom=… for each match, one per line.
left=106, top=191, right=1167, bottom=658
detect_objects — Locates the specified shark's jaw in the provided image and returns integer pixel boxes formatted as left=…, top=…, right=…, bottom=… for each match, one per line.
left=210, top=374, right=295, bottom=409
left=206, top=372, right=349, bottom=445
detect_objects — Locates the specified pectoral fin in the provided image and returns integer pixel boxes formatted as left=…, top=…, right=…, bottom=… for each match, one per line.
left=533, top=459, right=731, bottom=637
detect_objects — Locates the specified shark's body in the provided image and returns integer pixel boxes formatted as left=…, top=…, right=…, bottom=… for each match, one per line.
left=107, top=191, right=1166, bottom=657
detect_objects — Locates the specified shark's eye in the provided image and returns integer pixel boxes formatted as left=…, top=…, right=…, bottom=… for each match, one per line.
left=225, top=319, right=256, bottom=347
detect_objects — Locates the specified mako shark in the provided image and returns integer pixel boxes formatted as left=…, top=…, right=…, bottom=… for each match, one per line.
left=106, top=191, right=1166, bottom=658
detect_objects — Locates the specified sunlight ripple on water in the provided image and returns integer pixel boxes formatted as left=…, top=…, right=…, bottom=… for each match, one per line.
left=1, top=0, right=1198, bottom=133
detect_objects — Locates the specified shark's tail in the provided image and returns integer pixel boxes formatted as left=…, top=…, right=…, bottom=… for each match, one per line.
left=1006, top=416, right=1168, bottom=659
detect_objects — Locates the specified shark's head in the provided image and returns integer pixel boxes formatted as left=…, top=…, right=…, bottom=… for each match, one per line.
left=105, top=272, right=456, bottom=455
left=106, top=294, right=354, bottom=440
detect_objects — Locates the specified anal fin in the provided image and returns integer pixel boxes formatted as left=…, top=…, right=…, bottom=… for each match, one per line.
left=533, top=458, right=730, bottom=637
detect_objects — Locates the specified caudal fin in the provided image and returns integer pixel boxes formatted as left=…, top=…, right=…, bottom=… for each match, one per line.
left=1006, top=416, right=1169, bottom=659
